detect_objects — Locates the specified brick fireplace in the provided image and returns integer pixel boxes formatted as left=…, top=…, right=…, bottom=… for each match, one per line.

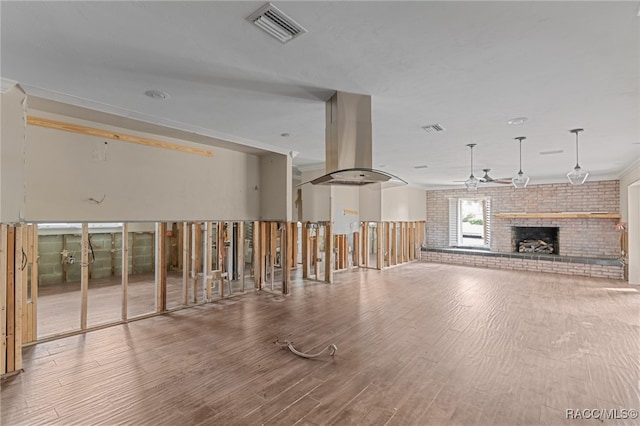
left=423, top=180, right=623, bottom=279
left=512, top=226, right=559, bottom=254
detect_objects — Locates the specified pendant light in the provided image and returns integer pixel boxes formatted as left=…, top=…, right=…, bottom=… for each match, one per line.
left=464, top=143, right=479, bottom=191
left=567, top=128, right=588, bottom=185
left=511, top=136, right=530, bottom=189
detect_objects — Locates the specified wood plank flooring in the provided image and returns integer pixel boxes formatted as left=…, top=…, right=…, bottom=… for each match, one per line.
left=36, top=272, right=258, bottom=338
left=2, top=262, right=639, bottom=425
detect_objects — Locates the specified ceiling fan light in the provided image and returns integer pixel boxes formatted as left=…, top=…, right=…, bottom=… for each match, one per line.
left=512, top=171, right=530, bottom=188
left=567, top=166, right=589, bottom=185
left=465, top=175, right=480, bottom=191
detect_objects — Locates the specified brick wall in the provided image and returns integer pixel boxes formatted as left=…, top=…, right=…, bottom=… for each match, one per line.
left=426, top=180, right=620, bottom=258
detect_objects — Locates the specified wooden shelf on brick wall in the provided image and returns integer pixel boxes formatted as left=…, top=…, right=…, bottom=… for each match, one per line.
left=494, top=212, right=621, bottom=219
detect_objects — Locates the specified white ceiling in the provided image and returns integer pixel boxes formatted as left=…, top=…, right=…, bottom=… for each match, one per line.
left=2, top=1, right=639, bottom=188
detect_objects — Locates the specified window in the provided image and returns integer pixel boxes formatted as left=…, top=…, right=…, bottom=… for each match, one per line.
left=449, top=197, right=491, bottom=248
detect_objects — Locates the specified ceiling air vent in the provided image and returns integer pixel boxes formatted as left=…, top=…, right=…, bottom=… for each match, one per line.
left=421, top=123, right=446, bottom=134
left=247, top=3, right=307, bottom=44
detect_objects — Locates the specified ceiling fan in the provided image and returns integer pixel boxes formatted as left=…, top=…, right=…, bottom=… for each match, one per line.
left=479, top=168, right=511, bottom=184
left=453, top=144, right=511, bottom=187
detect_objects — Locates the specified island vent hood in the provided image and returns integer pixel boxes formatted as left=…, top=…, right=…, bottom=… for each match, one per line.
left=310, top=91, right=406, bottom=186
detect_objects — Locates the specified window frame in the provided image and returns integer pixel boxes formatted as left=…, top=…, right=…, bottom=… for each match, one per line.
left=449, top=197, right=491, bottom=249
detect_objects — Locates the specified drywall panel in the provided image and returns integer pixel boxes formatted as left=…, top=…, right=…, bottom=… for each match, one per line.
left=0, top=87, right=27, bottom=222
left=22, top=112, right=260, bottom=221
left=358, top=184, right=382, bottom=222
left=259, top=153, right=291, bottom=221
left=331, top=186, right=359, bottom=234
left=629, top=182, right=640, bottom=285
left=300, top=169, right=331, bottom=222
left=620, top=160, right=640, bottom=222
left=381, top=186, right=426, bottom=221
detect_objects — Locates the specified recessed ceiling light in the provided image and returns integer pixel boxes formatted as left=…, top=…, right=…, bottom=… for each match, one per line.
left=413, top=165, right=429, bottom=169
left=507, top=117, right=528, bottom=125
left=539, top=149, right=564, bottom=155
left=144, top=90, right=170, bottom=100
left=280, top=132, right=294, bottom=137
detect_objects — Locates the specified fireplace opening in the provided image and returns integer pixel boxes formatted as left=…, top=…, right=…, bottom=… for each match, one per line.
left=512, top=226, right=559, bottom=255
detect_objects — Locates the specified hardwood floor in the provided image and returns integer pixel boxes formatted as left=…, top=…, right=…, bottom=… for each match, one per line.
left=37, top=272, right=258, bottom=338
left=2, top=262, right=639, bottom=425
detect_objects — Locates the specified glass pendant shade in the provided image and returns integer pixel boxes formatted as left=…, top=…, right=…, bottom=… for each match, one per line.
left=512, top=137, right=529, bottom=189
left=567, top=129, right=588, bottom=185
left=465, top=175, right=479, bottom=191
left=464, top=143, right=479, bottom=191
left=512, top=170, right=530, bottom=188
left=567, top=166, right=589, bottom=185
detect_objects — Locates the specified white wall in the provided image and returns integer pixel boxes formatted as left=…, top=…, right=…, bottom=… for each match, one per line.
left=621, top=162, right=640, bottom=285
left=629, top=183, right=639, bottom=285
left=300, top=169, right=331, bottom=222
left=259, top=153, right=292, bottom=221
left=3, top=99, right=267, bottom=221
left=381, top=186, right=427, bottom=222
left=0, top=87, right=27, bottom=222
left=620, top=160, right=640, bottom=222
left=331, top=186, right=359, bottom=234
left=359, top=184, right=382, bottom=222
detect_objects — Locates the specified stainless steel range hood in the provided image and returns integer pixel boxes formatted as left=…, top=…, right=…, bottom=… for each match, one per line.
left=310, top=91, right=406, bottom=186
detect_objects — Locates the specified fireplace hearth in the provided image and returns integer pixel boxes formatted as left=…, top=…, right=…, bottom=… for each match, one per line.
left=512, top=226, right=559, bottom=255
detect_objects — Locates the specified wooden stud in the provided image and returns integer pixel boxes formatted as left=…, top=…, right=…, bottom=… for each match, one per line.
left=122, top=223, right=128, bottom=321
left=406, top=222, right=410, bottom=262
left=156, top=223, right=167, bottom=312
left=270, top=222, right=277, bottom=291
left=376, top=223, right=383, bottom=270
left=324, top=223, right=333, bottom=283
left=385, top=222, right=391, bottom=268
left=80, top=224, right=89, bottom=330
left=255, top=222, right=269, bottom=289
left=29, top=225, right=38, bottom=342
left=27, top=116, right=214, bottom=157
left=131, top=233, right=137, bottom=275
left=22, top=226, right=30, bottom=344
left=151, top=231, right=156, bottom=273
left=238, top=222, right=245, bottom=292
left=282, top=223, right=290, bottom=295
left=190, top=223, right=199, bottom=303
left=182, top=222, right=189, bottom=306
left=0, top=224, right=7, bottom=374
left=292, top=223, right=298, bottom=269
left=411, top=222, right=416, bottom=261
left=177, top=223, right=184, bottom=271
left=362, top=224, right=369, bottom=268
left=14, top=225, right=25, bottom=370
left=203, top=222, right=211, bottom=301
left=217, top=222, right=225, bottom=298
left=253, top=221, right=260, bottom=289
left=110, top=233, right=116, bottom=277
left=301, top=223, right=309, bottom=279
left=6, top=226, right=15, bottom=372
left=392, top=222, right=398, bottom=266
left=353, top=231, right=359, bottom=269
left=62, top=234, right=68, bottom=283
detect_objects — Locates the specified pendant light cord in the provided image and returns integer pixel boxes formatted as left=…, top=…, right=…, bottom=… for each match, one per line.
left=518, top=139, right=523, bottom=174
left=515, top=136, right=526, bottom=175
left=470, top=145, right=474, bottom=175
left=575, top=132, right=580, bottom=168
